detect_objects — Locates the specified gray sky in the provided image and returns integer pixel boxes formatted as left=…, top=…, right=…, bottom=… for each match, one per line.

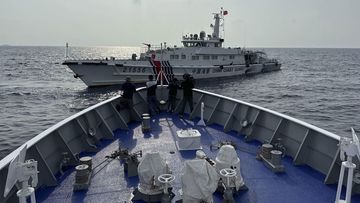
left=1, top=0, right=359, bottom=48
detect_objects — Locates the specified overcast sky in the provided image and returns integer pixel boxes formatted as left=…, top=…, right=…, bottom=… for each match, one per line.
left=1, top=0, right=359, bottom=48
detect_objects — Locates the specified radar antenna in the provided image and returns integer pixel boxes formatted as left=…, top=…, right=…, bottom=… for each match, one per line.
left=335, top=128, right=360, bottom=203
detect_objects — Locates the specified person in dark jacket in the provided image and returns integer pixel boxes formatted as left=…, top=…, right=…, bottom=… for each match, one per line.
left=118, top=77, right=136, bottom=110
left=179, top=73, right=194, bottom=118
left=167, top=78, right=179, bottom=113
left=146, top=75, right=160, bottom=115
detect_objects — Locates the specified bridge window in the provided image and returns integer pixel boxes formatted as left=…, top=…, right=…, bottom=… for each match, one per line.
left=211, top=55, right=218, bottom=60
left=181, top=55, right=186, bottom=59
left=192, top=56, right=199, bottom=60
left=170, top=55, right=179, bottom=60
left=229, top=55, right=235, bottom=59
left=203, top=55, right=210, bottom=60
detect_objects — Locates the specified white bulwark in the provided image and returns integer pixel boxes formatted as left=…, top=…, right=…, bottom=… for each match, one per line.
left=63, top=9, right=281, bottom=87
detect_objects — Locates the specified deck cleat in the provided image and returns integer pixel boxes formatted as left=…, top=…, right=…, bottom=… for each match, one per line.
left=73, top=164, right=92, bottom=191
left=257, top=144, right=285, bottom=173
left=141, top=113, right=151, bottom=132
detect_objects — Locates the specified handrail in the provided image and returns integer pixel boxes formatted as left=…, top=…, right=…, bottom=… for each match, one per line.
left=0, top=87, right=340, bottom=171
left=193, top=89, right=340, bottom=141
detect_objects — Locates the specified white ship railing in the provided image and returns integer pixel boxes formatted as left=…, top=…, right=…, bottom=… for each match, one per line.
left=0, top=86, right=352, bottom=202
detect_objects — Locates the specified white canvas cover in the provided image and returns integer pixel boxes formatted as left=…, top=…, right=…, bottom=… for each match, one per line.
left=176, top=129, right=202, bottom=150
left=215, top=145, right=245, bottom=190
left=137, top=152, right=169, bottom=194
left=181, top=159, right=219, bottom=202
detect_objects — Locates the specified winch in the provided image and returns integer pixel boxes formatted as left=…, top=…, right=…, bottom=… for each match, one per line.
left=179, top=159, right=219, bottom=202
left=132, top=152, right=174, bottom=202
left=215, top=145, right=247, bottom=196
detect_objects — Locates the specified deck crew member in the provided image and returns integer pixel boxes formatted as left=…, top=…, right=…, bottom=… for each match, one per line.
left=167, top=78, right=179, bottom=113
left=146, top=75, right=160, bottom=115
left=118, top=76, right=136, bottom=110
left=179, top=73, right=195, bottom=118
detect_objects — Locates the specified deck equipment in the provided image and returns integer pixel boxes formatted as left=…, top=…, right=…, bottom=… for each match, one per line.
left=335, top=128, right=360, bottom=203
left=3, top=145, right=38, bottom=203
left=132, top=152, right=172, bottom=202
left=216, top=145, right=246, bottom=192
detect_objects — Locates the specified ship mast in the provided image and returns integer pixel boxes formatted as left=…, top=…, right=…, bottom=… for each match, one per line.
left=181, top=9, right=226, bottom=48
left=212, top=13, right=221, bottom=39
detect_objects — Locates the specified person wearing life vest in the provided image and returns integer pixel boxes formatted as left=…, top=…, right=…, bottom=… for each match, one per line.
left=167, top=78, right=180, bottom=113
left=179, top=73, right=195, bottom=118
left=117, top=76, right=136, bottom=111
left=146, top=75, right=160, bottom=115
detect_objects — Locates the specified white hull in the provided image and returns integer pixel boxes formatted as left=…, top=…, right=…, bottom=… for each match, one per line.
left=65, top=61, right=280, bottom=87
left=63, top=9, right=281, bottom=87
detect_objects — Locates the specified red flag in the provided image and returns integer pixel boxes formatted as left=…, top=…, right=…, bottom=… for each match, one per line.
left=223, top=10, right=228, bottom=15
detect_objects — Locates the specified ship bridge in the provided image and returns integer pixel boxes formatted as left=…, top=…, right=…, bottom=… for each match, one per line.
left=182, top=12, right=225, bottom=48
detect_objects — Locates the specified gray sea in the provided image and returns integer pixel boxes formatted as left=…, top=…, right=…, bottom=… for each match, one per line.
left=0, top=46, right=359, bottom=159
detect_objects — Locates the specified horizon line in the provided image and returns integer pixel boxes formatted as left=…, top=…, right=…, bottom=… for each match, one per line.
left=1, top=44, right=360, bottom=49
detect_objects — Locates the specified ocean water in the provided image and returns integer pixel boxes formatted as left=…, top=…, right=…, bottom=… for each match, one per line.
left=0, top=46, right=359, bottom=159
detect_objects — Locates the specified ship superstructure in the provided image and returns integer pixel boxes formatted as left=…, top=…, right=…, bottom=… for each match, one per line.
left=63, top=10, right=280, bottom=87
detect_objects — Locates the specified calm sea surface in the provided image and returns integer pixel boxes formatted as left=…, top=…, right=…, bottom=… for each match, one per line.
left=0, top=46, right=359, bottom=159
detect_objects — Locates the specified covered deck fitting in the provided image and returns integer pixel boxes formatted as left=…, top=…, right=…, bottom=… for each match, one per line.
left=36, top=113, right=355, bottom=203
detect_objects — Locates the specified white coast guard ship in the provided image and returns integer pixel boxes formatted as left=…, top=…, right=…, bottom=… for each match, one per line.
left=63, top=9, right=281, bottom=87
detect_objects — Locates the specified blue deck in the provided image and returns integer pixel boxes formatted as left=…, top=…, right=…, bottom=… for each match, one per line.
left=36, top=113, right=359, bottom=203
